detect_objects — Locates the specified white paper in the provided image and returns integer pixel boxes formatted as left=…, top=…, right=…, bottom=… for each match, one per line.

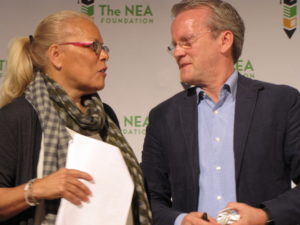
left=55, top=132, right=134, bottom=225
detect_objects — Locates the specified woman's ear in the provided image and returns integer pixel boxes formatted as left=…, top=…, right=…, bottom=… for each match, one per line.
left=47, top=44, right=63, bottom=70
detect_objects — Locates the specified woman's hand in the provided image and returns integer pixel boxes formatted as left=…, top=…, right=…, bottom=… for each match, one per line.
left=32, top=168, right=93, bottom=206
left=0, top=168, right=93, bottom=221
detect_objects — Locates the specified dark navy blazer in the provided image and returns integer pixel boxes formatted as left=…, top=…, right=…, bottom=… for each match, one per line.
left=142, top=74, right=300, bottom=225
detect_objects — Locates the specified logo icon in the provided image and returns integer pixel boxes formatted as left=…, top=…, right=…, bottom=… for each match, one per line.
left=80, top=0, right=95, bottom=17
left=281, top=0, right=298, bottom=38
left=0, top=59, right=7, bottom=78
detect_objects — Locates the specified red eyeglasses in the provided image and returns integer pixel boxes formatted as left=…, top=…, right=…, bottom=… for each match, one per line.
left=58, top=41, right=109, bottom=55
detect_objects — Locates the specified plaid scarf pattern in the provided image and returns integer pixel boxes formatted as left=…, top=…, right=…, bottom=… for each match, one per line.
left=25, top=71, right=152, bottom=225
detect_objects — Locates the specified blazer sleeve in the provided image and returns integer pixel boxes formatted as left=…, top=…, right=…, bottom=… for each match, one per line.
left=262, top=88, right=300, bottom=225
left=142, top=106, right=182, bottom=225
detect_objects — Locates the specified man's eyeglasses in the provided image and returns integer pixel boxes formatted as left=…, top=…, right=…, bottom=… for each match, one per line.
left=58, top=41, right=109, bottom=56
left=167, top=31, right=211, bottom=55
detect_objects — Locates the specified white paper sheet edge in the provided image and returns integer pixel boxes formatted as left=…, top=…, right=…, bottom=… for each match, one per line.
left=55, top=132, right=134, bottom=225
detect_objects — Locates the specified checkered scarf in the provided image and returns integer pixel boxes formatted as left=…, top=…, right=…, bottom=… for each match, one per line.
left=25, top=71, right=152, bottom=225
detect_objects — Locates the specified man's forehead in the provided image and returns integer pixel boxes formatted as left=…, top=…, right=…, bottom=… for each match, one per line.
left=171, top=10, right=210, bottom=38
left=172, top=8, right=210, bottom=27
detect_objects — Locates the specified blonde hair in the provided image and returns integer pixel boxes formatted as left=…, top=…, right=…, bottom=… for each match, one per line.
left=172, top=0, right=245, bottom=64
left=0, top=11, right=92, bottom=107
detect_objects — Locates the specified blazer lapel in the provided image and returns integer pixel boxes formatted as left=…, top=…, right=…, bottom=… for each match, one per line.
left=178, top=88, right=199, bottom=209
left=234, top=75, right=264, bottom=181
left=179, top=87, right=198, bottom=163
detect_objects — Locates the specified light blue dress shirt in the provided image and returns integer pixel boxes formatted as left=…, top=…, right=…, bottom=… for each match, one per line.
left=175, top=71, right=238, bottom=225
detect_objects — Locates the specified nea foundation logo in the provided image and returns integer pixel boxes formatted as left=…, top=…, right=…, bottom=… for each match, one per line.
left=77, top=0, right=154, bottom=24
left=79, top=0, right=95, bottom=17
left=122, top=115, right=148, bottom=135
left=235, top=59, right=255, bottom=79
left=98, top=4, right=154, bottom=24
left=281, top=0, right=298, bottom=38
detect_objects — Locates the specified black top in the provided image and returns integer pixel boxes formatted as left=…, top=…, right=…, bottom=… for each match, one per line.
left=0, top=96, right=120, bottom=225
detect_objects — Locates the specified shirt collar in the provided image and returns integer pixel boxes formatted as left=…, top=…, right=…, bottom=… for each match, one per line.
left=225, top=70, right=238, bottom=100
left=196, top=70, right=238, bottom=103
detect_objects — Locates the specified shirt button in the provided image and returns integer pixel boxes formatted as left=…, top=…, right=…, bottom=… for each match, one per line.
left=214, top=110, right=219, bottom=115
left=215, top=137, right=220, bottom=142
left=216, top=166, right=222, bottom=171
left=217, top=196, right=222, bottom=200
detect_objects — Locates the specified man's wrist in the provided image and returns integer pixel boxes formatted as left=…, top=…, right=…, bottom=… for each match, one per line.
left=262, top=207, right=274, bottom=225
left=174, top=213, right=187, bottom=225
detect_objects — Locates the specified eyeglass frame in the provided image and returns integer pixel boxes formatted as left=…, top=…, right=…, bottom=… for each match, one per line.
left=167, top=30, right=211, bottom=55
left=58, top=41, right=109, bottom=56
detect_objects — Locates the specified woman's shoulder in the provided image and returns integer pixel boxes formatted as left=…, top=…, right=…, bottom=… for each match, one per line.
left=1, top=96, right=34, bottom=113
left=0, top=96, right=37, bottom=124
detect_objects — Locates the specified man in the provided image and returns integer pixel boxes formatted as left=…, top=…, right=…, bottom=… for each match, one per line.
left=141, top=0, right=300, bottom=225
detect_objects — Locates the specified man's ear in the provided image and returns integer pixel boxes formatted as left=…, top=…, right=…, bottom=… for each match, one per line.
left=220, top=30, right=234, bottom=55
left=47, top=44, right=63, bottom=70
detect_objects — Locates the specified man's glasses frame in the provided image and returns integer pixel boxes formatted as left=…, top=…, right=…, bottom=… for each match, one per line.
left=58, top=41, right=109, bottom=56
left=167, top=31, right=211, bottom=55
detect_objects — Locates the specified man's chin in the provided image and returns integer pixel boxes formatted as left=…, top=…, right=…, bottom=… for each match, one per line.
left=180, top=82, right=192, bottom=90
left=180, top=75, right=192, bottom=85
left=180, top=76, right=194, bottom=89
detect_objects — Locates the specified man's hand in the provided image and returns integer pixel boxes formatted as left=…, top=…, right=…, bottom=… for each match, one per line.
left=182, top=212, right=219, bottom=225
left=226, top=202, right=268, bottom=225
